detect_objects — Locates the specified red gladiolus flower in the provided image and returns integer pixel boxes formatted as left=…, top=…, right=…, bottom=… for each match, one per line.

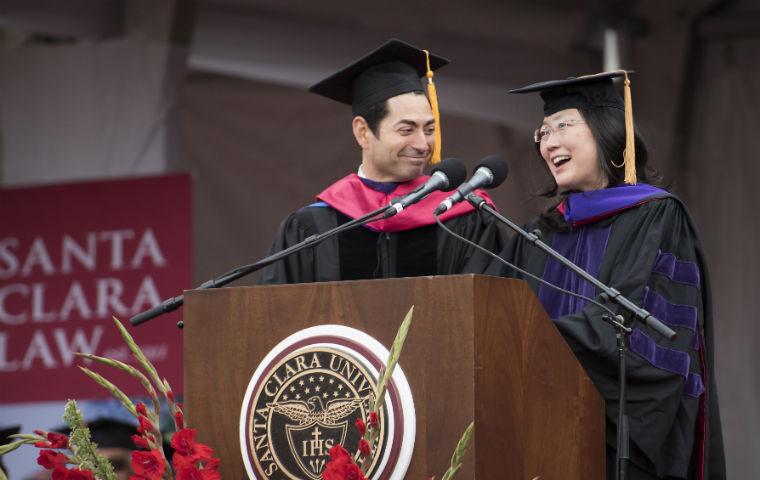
left=171, top=428, right=197, bottom=455
left=137, top=416, right=154, bottom=435
left=368, top=411, right=378, bottom=427
left=323, top=458, right=367, bottom=480
left=167, top=389, right=175, bottom=403
left=171, top=428, right=213, bottom=457
left=51, top=466, right=69, bottom=480
left=355, top=418, right=366, bottom=436
left=63, top=468, right=96, bottom=480
left=132, top=434, right=150, bottom=450
left=173, top=448, right=216, bottom=471
left=358, top=438, right=371, bottom=456
left=175, top=410, right=185, bottom=430
left=34, top=431, right=70, bottom=449
left=174, top=455, right=220, bottom=480
left=172, top=429, right=217, bottom=477
left=203, top=457, right=221, bottom=471
left=130, top=449, right=165, bottom=478
left=50, top=467, right=95, bottom=480
left=343, top=462, right=367, bottom=480
left=37, top=449, right=68, bottom=469
left=47, top=432, right=70, bottom=448
left=176, top=465, right=221, bottom=480
left=175, top=468, right=203, bottom=480
left=322, top=457, right=348, bottom=480
left=329, top=444, right=351, bottom=461
left=322, top=445, right=367, bottom=480
left=136, top=402, right=148, bottom=416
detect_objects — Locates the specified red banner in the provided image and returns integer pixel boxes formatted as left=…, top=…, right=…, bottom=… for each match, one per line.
left=0, top=174, right=191, bottom=403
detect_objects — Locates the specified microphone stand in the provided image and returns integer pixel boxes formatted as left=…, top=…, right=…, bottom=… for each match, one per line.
left=466, top=194, right=676, bottom=480
left=130, top=204, right=391, bottom=327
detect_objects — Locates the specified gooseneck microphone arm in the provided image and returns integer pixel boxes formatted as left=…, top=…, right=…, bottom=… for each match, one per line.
left=465, top=193, right=677, bottom=340
left=130, top=204, right=390, bottom=326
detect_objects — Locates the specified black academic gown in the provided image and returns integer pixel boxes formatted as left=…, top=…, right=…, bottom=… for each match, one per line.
left=259, top=203, right=505, bottom=284
left=487, top=192, right=725, bottom=480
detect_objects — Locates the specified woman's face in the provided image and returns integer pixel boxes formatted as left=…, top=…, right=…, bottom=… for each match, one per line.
left=537, top=108, right=608, bottom=192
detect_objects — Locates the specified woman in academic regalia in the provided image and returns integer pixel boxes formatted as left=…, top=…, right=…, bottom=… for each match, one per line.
left=487, top=72, right=726, bottom=480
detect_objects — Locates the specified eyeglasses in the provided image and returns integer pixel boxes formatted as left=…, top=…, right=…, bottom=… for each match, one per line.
left=533, top=119, right=586, bottom=143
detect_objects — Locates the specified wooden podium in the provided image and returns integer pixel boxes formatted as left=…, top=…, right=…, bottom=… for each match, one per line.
left=184, top=275, right=604, bottom=479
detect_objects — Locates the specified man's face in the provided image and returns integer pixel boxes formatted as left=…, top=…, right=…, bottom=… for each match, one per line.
left=360, top=92, right=435, bottom=182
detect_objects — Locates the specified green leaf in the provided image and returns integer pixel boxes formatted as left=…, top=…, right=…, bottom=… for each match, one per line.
left=440, top=422, right=474, bottom=480
left=78, top=367, right=137, bottom=417
left=112, top=317, right=165, bottom=396
left=373, top=305, right=413, bottom=412
left=77, top=352, right=161, bottom=417
left=0, top=439, right=29, bottom=456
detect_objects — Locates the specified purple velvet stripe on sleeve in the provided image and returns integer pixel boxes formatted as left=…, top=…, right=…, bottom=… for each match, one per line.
left=642, top=287, right=699, bottom=348
left=629, top=329, right=705, bottom=398
left=686, top=372, right=706, bottom=398
left=652, top=251, right=701, bottom=288
left=538, top=226, right=612, bottom=319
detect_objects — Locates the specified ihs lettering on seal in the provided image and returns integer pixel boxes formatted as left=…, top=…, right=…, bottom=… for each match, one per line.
left=246, top=349, right=385, bottom=480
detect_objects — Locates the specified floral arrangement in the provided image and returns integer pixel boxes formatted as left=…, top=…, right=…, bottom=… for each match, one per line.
left=0, top=318, right=220, bottom=480
left=321, top=306, right=475, bottom=480
left=1, top=307, right=476, bottom=480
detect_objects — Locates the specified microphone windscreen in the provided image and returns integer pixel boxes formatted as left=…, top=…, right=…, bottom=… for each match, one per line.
left=432, top=157, right=467, bottom=191
left=476, top=155, right=509, bottom=187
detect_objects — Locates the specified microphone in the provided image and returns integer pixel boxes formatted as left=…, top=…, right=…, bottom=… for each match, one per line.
left=383, top=157, right=467, bottom=218
left=434, top=155, right=508, bottom=215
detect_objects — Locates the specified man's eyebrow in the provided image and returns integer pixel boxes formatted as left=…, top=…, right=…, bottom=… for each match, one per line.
left=394, top=119, right=436, bottom=127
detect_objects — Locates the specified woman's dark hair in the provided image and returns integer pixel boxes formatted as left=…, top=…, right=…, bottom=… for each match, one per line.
left=536, top=106, right=661, bottom=198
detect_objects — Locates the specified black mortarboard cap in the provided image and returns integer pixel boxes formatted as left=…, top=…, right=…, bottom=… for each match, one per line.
left=56, top=418, right=136, bottom=450
left=0, top=425, right=20, bottom=442
left=510, top=70, right=638, bottom=184
left=510, top=70, right=631, bottom=116
left=1, top=426, right=21, bottom=474
left=309, top=38, right=449, bottom=116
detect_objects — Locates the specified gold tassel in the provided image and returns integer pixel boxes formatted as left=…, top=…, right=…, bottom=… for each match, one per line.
left=622, top=72, right=637, bottom=184
left=424, top=49, right=442, bottom=164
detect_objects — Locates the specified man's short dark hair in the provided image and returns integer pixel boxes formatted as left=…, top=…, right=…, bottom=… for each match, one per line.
left=356, top=100, right=389, bottom=137
left=357, top=91, right=427, bottom=137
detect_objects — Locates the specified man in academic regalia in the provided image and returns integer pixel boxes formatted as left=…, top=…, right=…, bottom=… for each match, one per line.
left=259, top=39, right=506, bottom=284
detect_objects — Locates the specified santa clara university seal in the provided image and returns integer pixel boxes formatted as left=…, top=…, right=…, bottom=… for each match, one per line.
left=240, top=325, right=416, bottom=480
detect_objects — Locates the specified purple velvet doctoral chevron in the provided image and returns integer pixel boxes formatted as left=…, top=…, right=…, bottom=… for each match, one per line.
left=642, top=287, right=700, bottom=349
left=562, top=183, right=669, bottom=226
left=653, top=251, right=701, bottom=288
left=538, top=226, right=612, bottom=319
left=538, top=185, right=667, bottom=317
left=629, top=329, right=705, bottom=398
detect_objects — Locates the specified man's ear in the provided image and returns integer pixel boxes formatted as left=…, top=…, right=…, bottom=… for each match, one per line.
left=352, top=116, right=372, bottom=149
